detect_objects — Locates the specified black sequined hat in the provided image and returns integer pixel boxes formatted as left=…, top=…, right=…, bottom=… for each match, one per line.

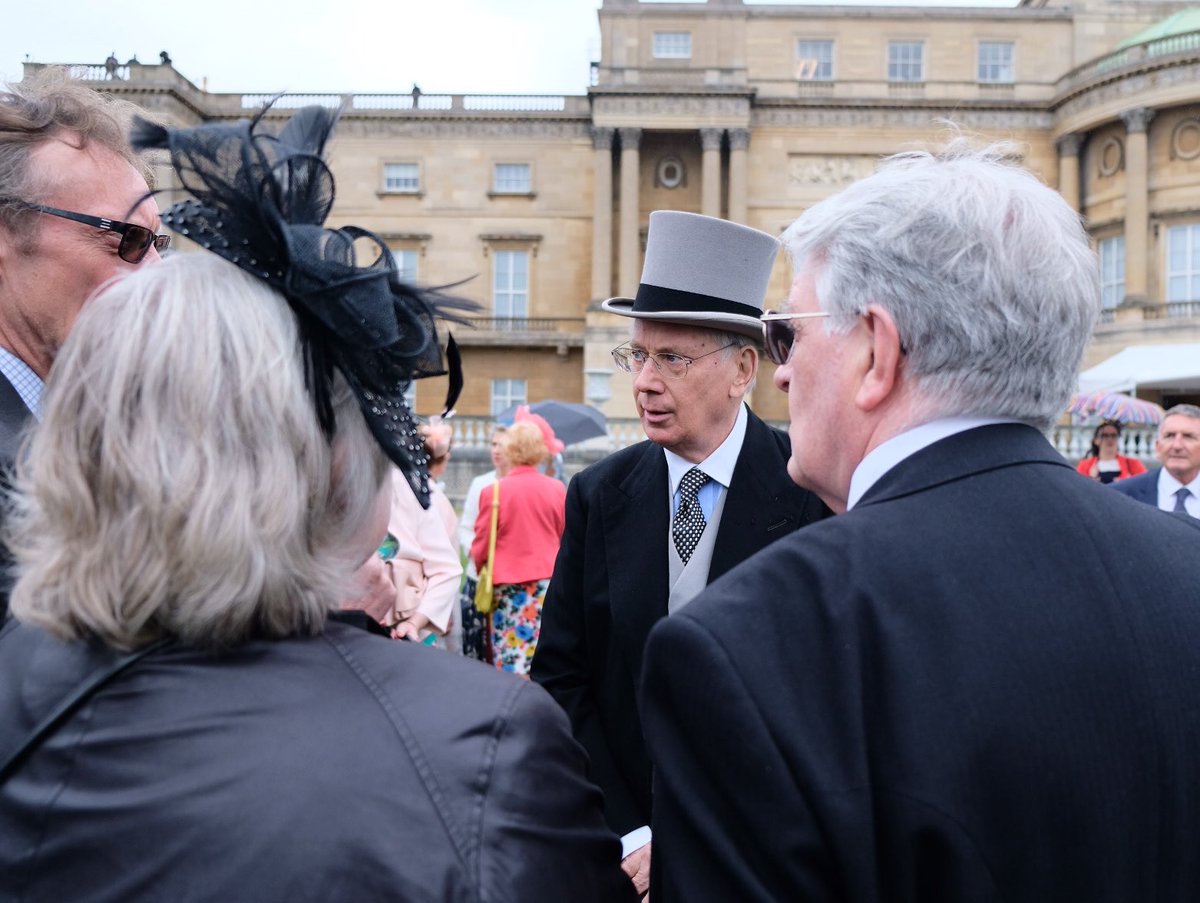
left=132, top=104, right=471, bottom=507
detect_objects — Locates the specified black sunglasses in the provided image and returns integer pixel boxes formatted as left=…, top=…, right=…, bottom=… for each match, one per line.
left=14, top=202, right=170, bottom=264
left=760, top=310, right=832, bottom=366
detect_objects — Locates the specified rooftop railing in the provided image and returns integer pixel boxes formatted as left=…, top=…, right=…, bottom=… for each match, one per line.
left=1058, top=28, right=1200, bottom=95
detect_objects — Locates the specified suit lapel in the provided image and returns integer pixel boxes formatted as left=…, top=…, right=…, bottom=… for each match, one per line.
left=858, top=423, right=1070, bottom=508
left=710, top=413, right=802, bottom=581
left=602, top=443, right=671, bottom=684
left=0, top=372, right=32, bottom=472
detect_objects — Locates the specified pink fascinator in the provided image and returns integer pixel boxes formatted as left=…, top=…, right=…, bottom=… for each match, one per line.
left=514, top=405, right=565, bottom=456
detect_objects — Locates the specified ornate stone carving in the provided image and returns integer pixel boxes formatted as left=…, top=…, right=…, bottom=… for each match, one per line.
left=593, top=95, right=752, bottom=118
left=755, top=107, right=1052, bottom=130
left=728, top=128, right=751, bottom=151
left=1120, top=107, right=1155, bottom=134
left=618, top=127, right=643, bottom=150
left=788, top=154, right=875, bottom=187
left=592, top=126, right=615, bottom=150
left=656, top=155, right=686, bottom=189
left=1171, top=118, right=1200, bottom=160
left=1056, top=60, right=1200, bottom=125
left=1056, top=133, right=1084, bottom=157
left=1096, top=136, right=1124, bottom=178
left=700, top=127, right=724, bottom=151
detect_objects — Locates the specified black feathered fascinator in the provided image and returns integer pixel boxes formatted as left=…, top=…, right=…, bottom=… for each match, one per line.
left=131, top=104, right=471, bottom=507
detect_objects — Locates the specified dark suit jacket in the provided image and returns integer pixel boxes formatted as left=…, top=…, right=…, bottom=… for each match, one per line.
left=0, top=371, right=32, bottom=621
left=1113, top=466, right=1161, bottom=506
left=641, top=424, right=1200, bottom=902
left=0, top=618, right=635, bottom=902
left=531, top=408, right=830, bottom=836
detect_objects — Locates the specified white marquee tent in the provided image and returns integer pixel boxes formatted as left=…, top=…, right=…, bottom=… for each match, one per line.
left=1077, top=344, right=1200, bottom=394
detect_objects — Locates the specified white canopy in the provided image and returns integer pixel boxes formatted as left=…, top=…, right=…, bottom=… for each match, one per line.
left=1078, top=344, right=1200, bottom=394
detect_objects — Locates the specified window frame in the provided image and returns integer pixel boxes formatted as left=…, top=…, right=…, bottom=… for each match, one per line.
left=490, top=378, right=528, bottom=418
left=1098, top=235, right=1125, bottom=310
left=796, top=39, right=835, bottom=81
left=492, top=248, right=530, bottom=320
left=492, top=162, right=533, bottom=195
left=887, top=40, right=925, bottom=83
left=652, top=32, right=693, bottom=60
left=977, top=40, right=1015, bottom=84
left=390, top=248, right=420, bottom=284
left=1166, top=223, right=1200, bottom=303
left=382, top=162, right=421, bottom=194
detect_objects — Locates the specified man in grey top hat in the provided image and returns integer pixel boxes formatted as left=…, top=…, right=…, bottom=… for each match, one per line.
left=531, top=210, right=830, bottom=896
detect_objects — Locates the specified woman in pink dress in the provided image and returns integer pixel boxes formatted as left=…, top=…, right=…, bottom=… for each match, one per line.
left=471, top=421, right=566, bottom=675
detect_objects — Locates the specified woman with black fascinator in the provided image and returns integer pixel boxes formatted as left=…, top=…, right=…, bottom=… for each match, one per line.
left=0, top=106, right=633, bottom=901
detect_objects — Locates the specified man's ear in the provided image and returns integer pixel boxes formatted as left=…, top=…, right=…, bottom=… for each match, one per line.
left=855, top=304, right=902, bottom=412
left=729, top=343, right=758, bottom=398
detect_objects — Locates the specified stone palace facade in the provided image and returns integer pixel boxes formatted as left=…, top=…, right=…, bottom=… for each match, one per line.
left=30, top=0, right=1200, bottom=423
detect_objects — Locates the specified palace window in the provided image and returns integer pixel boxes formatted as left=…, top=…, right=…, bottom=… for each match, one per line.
left=653, top=32, right=692, bottom=59
left=493, top=163, right=532, bottom=194
left=977, top=41, right=1014, bottom=83
left=1167, top=224, right=1200, bottom=302
left=493, top=249, right=529, bottom=319
left=888, top=41, right=924, bottom=82
left=383, top=162, right=420, bottom=193
left=491, top=379, right=527, bottom=418
left=796, top=40, right=834, bottom=81
left=1098, top=236, right=1125, bottom=310
left=391, top=248, right=419, bottom=284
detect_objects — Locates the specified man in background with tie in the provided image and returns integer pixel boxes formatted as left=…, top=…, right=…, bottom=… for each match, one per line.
left=1115, top=404, right=1200, bottom=517
left=531, top=211, right=830, bottom=898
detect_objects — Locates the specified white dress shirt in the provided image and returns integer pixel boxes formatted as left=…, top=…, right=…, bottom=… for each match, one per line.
left=847, top=416, right=1019, bottom=511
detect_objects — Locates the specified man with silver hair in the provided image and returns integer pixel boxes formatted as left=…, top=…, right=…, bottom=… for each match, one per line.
left=640, top=141, right=1200, bottom=901
left=1115, top=403, right=1200, bottom=516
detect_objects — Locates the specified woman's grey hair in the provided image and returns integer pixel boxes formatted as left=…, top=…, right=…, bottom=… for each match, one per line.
left=782, top=137, right=1099, bottom=431
left=7, top=253, right=389, bottom=650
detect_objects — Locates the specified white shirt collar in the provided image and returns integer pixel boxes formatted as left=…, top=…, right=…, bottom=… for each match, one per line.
left=1156, top=467, right=1200, bottom=507
left=847, top=416, right=1019, bottom=510
left=664, top=402, right=748, bottom=493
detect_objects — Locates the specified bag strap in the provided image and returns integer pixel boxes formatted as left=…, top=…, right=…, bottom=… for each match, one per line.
left=0, top=637, right=170, bottom=784
left=484, top=479, right=500, bottom=572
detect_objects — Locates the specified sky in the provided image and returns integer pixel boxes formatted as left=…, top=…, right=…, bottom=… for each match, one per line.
left=3, top=0, right=1018, bottom=97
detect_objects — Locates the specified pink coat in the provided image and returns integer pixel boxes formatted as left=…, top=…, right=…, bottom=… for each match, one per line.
left=471, top=465, right=566, bottom=585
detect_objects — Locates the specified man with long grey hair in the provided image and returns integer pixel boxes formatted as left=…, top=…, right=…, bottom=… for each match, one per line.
left=640, top=140, right=1200, bottom=901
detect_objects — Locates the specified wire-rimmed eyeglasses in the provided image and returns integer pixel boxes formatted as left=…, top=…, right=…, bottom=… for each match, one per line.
left=7, top=201, right=170, bottom=264
left=761, top=310, right=832, bottom=366
left=611, top=342, right=735, bottom=379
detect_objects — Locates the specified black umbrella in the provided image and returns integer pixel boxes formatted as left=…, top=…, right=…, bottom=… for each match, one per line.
left=498, top=400, right=608, bottom=446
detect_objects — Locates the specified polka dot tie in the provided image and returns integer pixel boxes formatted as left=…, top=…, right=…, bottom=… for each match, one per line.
left=673, top=468, right=710, bottom=564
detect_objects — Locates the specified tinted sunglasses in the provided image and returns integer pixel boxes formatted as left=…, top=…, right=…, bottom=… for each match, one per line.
left=15, top=202, right=170, bottom=264
left=761, top=310, right=832, bottom=366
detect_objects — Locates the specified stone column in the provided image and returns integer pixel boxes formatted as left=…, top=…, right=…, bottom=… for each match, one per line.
left=728, top=128, right=750, bottom=225
left=591, top=127, right=615, bottom=302
left=1121, top=107, right=1155, bottom=303
left=700, top=128, right=724, bottom=218
left=1055, top=132, right=1083, bottom=214
left=618, top=127, right=643, bottom=298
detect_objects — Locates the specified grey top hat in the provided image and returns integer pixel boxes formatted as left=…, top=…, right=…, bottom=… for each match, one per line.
left=601, top=210, right=780, bottom=340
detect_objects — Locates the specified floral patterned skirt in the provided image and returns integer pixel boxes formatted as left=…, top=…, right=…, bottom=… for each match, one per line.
left=489, top=579, right=550, bottom=677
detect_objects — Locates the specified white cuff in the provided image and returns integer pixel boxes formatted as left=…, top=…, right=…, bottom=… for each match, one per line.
left=620, top=825, right=652, bottom=859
